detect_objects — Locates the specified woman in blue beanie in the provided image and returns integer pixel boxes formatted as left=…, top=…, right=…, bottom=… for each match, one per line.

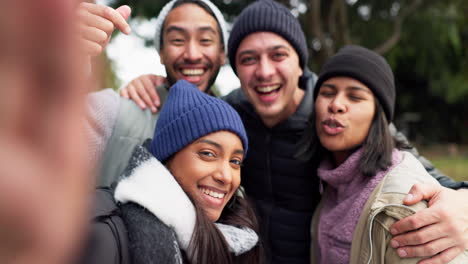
left=303, top=46, right=468, bottom=263
left=81, top=80, right=262, bottom=264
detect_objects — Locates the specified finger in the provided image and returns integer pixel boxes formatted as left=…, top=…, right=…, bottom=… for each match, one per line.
left=404, top=183, right=442, bottom=205
left=133, top=79, right=155, bottom=111
left=78, top=5, right=115, bottom=35
left=82, top=3, right=131, bottom=35
left=120, top=87, right=129, bottom=99
left=392, top=217, right=445, bottom=247
left=416, top=246, right=464, bottom=264
left=395, top=236, right=458, bottom=258
left=391, top=207, right=440, bottom=235
left=128, top=86, right=147, bottom=110
left=116, top=5, right=131, bottom=21
left=79, top=24, right=109, bottom=47
left=148, top=75, right=166, bottom=107
left=140, top=77, right=158, bottom=112
left=80, top=39, right=103, bottom=57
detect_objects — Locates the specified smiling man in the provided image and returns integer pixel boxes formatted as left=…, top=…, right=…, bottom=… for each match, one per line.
left=82, top=0, right=228, bottom=186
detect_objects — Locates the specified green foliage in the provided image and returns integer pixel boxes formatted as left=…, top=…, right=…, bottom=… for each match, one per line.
left=105, top=0, right=468, bottom=143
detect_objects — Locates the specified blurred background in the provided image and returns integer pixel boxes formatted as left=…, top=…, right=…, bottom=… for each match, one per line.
left=93, top=0, right=467, bottom=181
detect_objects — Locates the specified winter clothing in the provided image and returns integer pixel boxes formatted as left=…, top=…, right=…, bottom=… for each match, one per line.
left=227, top=0, right=308, bottom=74
left=150, top=80, right=248, bottom=162
left=81, top=144, right=259, bottom=264
left=315, top=148, right=402, bottom=263
left=223, top=70, right=321, bottom=264
left=91, top=85, right=169, bottom=187
left=311, top=151, right=468, bottom=264
left=314, top=45, right=395, bottom=121
left=153, top=0, right=229, bottom=53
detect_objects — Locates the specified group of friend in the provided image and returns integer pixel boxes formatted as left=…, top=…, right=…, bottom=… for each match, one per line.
left=78, top=0, right=468, bottom=263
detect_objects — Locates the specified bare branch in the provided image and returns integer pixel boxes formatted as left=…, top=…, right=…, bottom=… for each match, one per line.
left=374, top=0, right=424, bottom=54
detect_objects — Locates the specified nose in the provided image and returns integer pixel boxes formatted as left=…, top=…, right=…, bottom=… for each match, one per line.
left=183, top=40, right=202, bottom=62
left=212, top=162, right=233, bottom=185
left=328, top=94, right=347, bottom=114
left=255, top=56, right=275, bottom=81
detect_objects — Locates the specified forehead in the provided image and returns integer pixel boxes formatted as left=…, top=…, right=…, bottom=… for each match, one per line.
left=323, top=76, right=373, bottom=93
left=237, top=31, right=296, bottom=55
left=163, top=3, right=219, bottom=34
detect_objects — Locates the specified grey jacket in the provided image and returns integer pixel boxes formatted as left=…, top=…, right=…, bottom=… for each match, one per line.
left=86, top=85, right=169, bottom=187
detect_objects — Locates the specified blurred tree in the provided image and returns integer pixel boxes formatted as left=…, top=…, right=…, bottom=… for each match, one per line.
left=107, top=0, right=468, bottom=143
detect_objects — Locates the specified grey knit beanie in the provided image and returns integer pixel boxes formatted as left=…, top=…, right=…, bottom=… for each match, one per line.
left=314, top=45, right=396, bottom=121
left=154, top=0, right=229, bottom=53
left=228, top=0, right=308, bottom=74
left=149, top=80, right=248, bottom=162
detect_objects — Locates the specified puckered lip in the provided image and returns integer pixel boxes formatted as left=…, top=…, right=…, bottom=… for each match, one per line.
left=322, top=118, right=345, bottom=128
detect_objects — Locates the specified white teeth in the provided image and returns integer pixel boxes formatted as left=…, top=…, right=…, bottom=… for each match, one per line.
left=330, top=123, right=336, bottom=128
left=181, top=69, right=204, bottom=76
left=256, top=85, right=280, bottom=93
left=200, top=188, right=225, bottom=199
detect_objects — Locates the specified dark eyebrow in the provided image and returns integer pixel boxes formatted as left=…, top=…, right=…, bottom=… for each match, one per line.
left=165, top=25, right=217, bottom=35
left=347, top=86, right=373, bottom=94
left=237, top=45, right=291, bottom=58
left=321, top=83, right=372, bottom=94
left=198, top=26, right=217, bottom=35
left=269, top=45, right=291, bottom=52
left=164, top=25, right=186, bottom=35
left=196, top=139, right=244, bottom=156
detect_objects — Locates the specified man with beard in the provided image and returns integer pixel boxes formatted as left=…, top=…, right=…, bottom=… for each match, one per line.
left=80, top=0, right=228, bottom=186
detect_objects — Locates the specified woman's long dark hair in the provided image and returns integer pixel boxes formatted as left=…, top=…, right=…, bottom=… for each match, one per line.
left=296, top=99, right=405, bottom=177
left=186, top=188, right=263, bottom=264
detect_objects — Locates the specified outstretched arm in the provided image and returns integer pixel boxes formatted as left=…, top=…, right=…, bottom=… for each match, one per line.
left=0, top=1, right=92, bottom=263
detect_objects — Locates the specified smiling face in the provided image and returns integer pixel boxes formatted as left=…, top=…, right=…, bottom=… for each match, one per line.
left=235, top=32, right=304, bottom=127
left=160, top=3, right=225, bottom=92
left=166, top=131, right=243, bottom=222
left=315, top=76, right=376, bottom=165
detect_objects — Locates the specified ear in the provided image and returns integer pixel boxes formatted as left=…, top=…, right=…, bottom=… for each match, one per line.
left=159, top=51, right=165, bottom=65
left=220, top=50, right=226, bottom=66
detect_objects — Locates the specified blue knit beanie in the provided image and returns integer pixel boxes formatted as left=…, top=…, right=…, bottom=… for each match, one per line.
left=228, top=0, right=309, bottom=74
left=149, top=80, right=248, bottom=162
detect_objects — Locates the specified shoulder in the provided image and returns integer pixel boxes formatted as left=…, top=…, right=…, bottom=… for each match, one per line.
left=381, top=151, right=440, bottom=195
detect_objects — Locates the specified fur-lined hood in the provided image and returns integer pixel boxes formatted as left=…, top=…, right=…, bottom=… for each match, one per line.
left=114, top=144, right=258, bottom=255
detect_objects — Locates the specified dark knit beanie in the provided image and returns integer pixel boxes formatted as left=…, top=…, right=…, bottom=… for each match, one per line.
left=314, top=45, right=396, bottom=121
left=149, top=80, right=248, bottom=162
left=228, top=0, right=308, bottom=74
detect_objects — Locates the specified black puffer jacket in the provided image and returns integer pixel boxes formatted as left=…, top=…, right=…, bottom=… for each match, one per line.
left=224, top=71, right=321, bottom=264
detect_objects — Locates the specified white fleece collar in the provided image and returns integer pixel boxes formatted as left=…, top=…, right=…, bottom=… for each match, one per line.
left=114, top=155, right=258, bottom=255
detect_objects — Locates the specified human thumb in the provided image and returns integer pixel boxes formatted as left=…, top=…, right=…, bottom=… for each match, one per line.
left=116, top=5, right=131, bottom=21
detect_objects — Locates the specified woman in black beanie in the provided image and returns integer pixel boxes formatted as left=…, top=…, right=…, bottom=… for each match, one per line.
left=309, top=46, right=468, bottom=264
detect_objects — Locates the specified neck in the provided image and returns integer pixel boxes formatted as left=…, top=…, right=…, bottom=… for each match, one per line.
left=332, top=150, right=353, bottom=167
left=261, top=87, right=305, bottom=128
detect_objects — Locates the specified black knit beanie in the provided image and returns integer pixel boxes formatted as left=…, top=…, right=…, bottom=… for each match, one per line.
left=228, top=0, right=308, bottom=74
left=314, top=45, right=396, bottom=121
